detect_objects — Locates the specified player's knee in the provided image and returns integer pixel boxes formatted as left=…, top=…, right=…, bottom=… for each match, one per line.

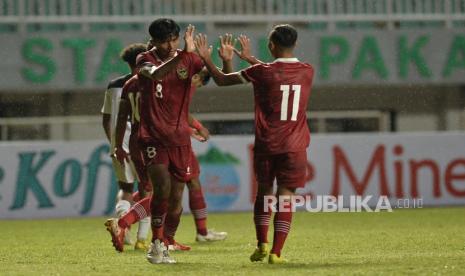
left=187, top=178, right=201, bottom=190
left=277, top=186, right=295, bottom=196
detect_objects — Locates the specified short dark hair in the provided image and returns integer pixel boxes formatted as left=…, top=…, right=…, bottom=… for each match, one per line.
left=148, top=18, right=180, bottom=42
left=269, top=24, right=298, bottom=49
left=120, top=43, right=147, bottom=67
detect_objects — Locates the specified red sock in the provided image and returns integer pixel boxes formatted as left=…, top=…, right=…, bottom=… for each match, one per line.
left=150, top=195, right=168, bottom=242
left=118, top=197, right=151, bottom=229
left=132, top=191, right=141, bottom=202
left=189, top=189, right=208, bottom=236
left=164, top=209, right=182, bottom=244
left=254, top=195, right=271, bottom=245
left=271, top=199, right=293, bottom=257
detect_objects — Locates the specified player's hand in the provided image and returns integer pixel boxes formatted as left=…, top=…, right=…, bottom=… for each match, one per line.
left=197, top=126, right=210, bottom=142
left=191, top=127, right=210, bottom=142
left=113, top=147, right=130, bottom=164
left=184, top=24, right=196, bottom=53
left=191, top=128, right=206, bottom=142
left=234, top=34, right=253, bottom=61
left=191, top=73, right=203, bottom=88
left=191, top=69, right=210, bottom=88
left=218, top=33, right=235, bottom=62
left=139, top=65, right=154, bottom=78
left=194, top=34, right=212, bottom=60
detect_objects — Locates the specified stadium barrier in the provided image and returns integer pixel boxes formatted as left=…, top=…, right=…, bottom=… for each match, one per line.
left=1, top=132, right=465, bottom=219
left=1, top=0, right=465, bottom=31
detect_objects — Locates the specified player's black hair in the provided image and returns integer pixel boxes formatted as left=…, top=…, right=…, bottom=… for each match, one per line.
left=269, top=24, right=298, bottom=49
left=120, top=43, right=147, bottom=67
left=148, top=18, right=180, bottom=42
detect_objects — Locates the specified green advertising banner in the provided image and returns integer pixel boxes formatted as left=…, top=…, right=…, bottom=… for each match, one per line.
left=0, top=29, right=464, bottom=91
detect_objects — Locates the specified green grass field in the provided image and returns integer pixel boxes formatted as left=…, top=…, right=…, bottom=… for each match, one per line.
left=1, top=208, right=465, bottom=275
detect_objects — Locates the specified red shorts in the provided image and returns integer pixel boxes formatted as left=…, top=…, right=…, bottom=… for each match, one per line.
left=141, top=143, right=200, bottom=182
left=129, top=137, right=152, bottom=192
left=254, top=151, right=308, bottom=188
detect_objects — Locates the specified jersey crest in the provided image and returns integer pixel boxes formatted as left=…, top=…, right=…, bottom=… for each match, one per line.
left=177, top=67, right=189, bottom=80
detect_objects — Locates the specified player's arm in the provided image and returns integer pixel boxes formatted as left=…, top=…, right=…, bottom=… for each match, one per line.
left=188, top=113, right=210, bottom=142
left=102, top=114, right=111, bottom=142
left=113, top=99, right=131, bottom=163
left=194, top=34, right=243, bottom=86
left=139, top=25, right=196, bottom=81
left=234, top=35, right=263, bottom=65
left=101, top=89, right=112, bottom=142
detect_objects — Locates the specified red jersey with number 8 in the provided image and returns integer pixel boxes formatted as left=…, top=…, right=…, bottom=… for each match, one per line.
left=240, top=58, right=314, bottom=155
left=136, top=49, right=204, bottom=147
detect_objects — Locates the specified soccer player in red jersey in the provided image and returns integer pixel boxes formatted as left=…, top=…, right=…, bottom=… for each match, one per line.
left=107, top=75, right=225, bottom=253
left=104, top=73, right=153, bottom=252
left=113, top=19, right=210, bottom=264
left=101, top=43, right=150, bottom=250
left=195, top=24, right=314, bottom=264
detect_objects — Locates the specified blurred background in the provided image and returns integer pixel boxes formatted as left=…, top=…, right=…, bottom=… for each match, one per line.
left=1, top=0, right=465, bottom=219
left=1, top=0, right=465, bottom=140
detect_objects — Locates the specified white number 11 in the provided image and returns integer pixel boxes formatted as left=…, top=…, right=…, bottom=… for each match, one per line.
left=280, top=84, right=301, bottom=121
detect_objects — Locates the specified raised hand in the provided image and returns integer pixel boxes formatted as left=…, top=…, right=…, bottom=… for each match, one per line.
left=194, top=33, right=212, bottom=60
left=184, top=24, right=196, bottom=53
left=218, top=33, right=235, bottom=62
left=234, top=34, right=253, bottom=61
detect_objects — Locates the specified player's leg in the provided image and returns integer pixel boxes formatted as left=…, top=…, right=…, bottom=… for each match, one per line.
left=164, top=175, right=191, bottom=251
left=187, top=179, right=227, bottom=242
left=268, top=151, right=307, bottom=264
left=268, top=185, right=295, bottom=264
left=186, top=179, right=207, bottom=236
left=163, top=145, right=195, bottom=250
left=145, top=162, right=176, bottom=263
left=133, top=145, right=175, bottom=264
left=185, top=152, right=208, bottom=236
left=250, top=154, right=274, bottom=262
left=105, top=195, right=151, bottom=252
left=130, top=144, right=152, bottom=250
left=104, top=155, right=136, bottom=247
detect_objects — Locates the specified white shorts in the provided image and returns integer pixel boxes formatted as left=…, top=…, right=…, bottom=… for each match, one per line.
left=111, top=156, right=138, bottom=183
left=111, top=136, right=138, bottom=183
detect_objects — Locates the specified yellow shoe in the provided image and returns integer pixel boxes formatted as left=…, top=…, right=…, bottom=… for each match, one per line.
left=250, top=243, right=269, bottom=262
left=268, top=253, right=288, bottom=264
left=134, top=240, right=148, bottom=251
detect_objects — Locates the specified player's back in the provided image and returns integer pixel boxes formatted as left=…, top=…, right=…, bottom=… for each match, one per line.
left=241, top=59, right=314, bottom=155
left=121, top=75, right=141, bottom=140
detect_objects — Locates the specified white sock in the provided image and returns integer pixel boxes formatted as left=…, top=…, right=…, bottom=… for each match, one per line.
left=137, top=216, right=150, bottom=241
left=116, top=200, right=133, bottom=244
left=115, top=200, right=131, bottom=218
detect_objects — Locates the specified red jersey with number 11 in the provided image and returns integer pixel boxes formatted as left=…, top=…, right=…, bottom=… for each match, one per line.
left=240, top=58, right=314, bottom=155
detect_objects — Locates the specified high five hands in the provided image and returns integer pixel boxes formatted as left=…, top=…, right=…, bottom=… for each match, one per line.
left=194, top=33, right=253, bottom=62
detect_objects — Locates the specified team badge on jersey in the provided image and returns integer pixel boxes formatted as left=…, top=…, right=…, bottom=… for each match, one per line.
left=177, top=67, right=188, bottom=80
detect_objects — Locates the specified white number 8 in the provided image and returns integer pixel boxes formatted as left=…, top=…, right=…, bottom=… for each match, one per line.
left=146, top=147, right=157, bottom=158
left=155, top=83, right=163, bottom=98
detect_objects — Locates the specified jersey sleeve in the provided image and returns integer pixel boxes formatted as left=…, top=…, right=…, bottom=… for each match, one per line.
left=101, top=89, right=112, bottom=114
left=240, top=63, right=265, bottom=83
left=189, top=52, right=205, bottom=75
